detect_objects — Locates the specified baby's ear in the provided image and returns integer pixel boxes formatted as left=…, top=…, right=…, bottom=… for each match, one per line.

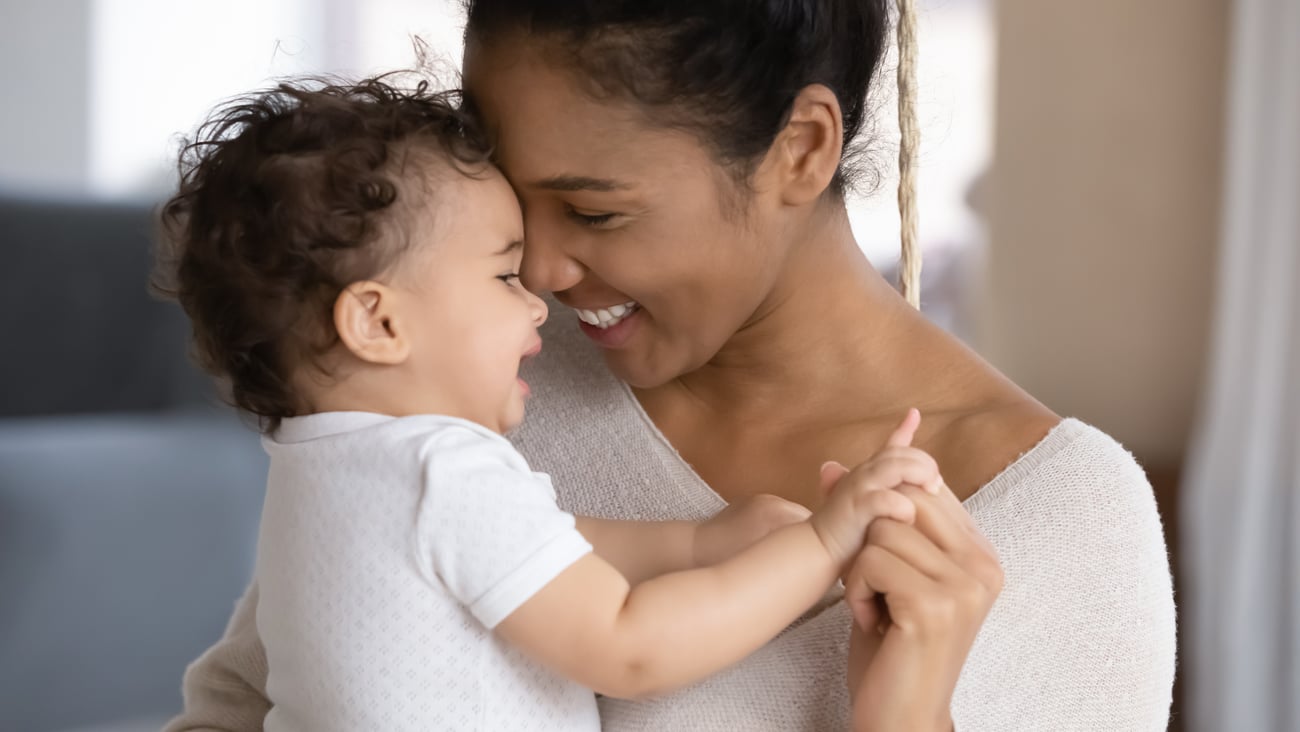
left=333, top=281, right=409, bottom=365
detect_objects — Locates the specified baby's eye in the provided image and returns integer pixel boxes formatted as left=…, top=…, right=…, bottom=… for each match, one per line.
left=497, top=273, right=521, bottom=285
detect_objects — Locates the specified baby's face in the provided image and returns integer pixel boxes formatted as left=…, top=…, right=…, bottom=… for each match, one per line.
left=390, top=166, right=547, bottom=433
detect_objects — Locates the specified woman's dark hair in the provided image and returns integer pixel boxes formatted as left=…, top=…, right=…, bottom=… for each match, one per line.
left=153, top=75, right=491, bottom=432
left=463, top=0, right=891, bottom=195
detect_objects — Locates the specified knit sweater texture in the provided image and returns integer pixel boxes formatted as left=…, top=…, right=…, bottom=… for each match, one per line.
left=166, top=316, right=1176, bottom=731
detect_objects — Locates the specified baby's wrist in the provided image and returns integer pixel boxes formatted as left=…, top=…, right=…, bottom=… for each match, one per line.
left=807, top=511, right=851, bottom=567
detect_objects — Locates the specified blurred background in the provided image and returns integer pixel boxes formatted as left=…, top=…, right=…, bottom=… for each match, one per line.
left=0, top=0, right=1295, bottom=730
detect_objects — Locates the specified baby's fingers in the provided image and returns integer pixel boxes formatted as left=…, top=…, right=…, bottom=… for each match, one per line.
left=860, top=454, right=943, bottom=496
left=883, top=407, right=921, bottom=448
left=854, top=487, right=917, bottom=527
left=869, top=446, right=940, bottom=478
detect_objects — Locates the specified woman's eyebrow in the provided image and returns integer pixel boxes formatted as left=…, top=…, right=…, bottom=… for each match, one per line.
left=532, top=174, right=629, bottom=192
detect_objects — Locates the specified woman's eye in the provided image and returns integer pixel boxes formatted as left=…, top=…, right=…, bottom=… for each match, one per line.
left=566, top=207, right=618, bottom=228
left=497, top=273, right=521, bottom=285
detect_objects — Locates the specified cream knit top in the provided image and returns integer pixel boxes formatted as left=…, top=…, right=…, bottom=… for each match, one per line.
left=167, top=316, right=1176, bottom=731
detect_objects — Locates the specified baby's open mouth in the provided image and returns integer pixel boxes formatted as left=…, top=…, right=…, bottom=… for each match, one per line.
left=520, top=340, right=542, bottom=364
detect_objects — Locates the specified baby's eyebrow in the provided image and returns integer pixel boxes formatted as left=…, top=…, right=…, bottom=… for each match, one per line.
left=495, top=239, right=525, bottom=256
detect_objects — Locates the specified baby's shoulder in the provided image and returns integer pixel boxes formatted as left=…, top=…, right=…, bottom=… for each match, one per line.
left=340, top=415, right=535, bottom=488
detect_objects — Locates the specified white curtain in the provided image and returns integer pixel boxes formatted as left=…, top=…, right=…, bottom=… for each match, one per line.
left=1181, top=0, right=1300, bottom=730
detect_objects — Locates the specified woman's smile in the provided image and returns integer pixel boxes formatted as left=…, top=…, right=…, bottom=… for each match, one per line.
left=573, top=302, right=644, bottom=348
left=572, top=301, right=640, bottom=329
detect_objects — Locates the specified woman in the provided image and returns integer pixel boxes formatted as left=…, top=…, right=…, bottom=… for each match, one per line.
left=168, top=1, right=1175, bottom=729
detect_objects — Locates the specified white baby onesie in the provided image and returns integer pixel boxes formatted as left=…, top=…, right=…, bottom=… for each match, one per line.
left=255, top=411, right=599, bottom=732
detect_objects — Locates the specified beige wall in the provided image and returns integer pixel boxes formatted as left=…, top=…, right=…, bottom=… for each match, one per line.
left=980, top=0, right=1229, bottom=464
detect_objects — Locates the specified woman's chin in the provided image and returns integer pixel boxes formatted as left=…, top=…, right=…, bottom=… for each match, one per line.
left=602, top=349, right=683, bottom=391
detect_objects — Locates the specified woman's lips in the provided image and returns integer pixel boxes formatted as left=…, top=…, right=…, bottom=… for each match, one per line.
left=573, top=301, right=639, bottom=329
left=577, top=306, right=643, bottom=348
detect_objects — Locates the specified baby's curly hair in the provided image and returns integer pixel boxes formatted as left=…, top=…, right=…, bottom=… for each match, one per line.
left=153, top=75, right=492, bottom=432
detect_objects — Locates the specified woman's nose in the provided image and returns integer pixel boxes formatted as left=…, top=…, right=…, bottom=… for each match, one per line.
left=520, top=218, right=585, bottom=294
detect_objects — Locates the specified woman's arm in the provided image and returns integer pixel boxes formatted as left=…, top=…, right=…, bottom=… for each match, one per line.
left=163, top=582, right=271, bottom=732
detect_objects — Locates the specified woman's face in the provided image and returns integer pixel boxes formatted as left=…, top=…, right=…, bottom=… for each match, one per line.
left=464, top=41, right=796, bottom=389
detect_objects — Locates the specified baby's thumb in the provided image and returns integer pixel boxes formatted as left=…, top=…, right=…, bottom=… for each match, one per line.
left=818, top=460, right=851, bottom=496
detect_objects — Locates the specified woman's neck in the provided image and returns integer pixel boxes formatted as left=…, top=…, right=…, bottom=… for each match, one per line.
left=652, top=207, right=957, bottom=429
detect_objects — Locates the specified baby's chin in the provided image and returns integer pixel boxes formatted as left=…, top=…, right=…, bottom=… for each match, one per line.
left=500, top=407, right=527, bottom=436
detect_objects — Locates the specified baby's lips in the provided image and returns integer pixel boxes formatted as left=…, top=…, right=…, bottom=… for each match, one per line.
left=522, top=338, right=543, bottom=361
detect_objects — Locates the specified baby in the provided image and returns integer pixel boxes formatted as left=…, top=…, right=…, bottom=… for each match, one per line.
left=155, top=75, right=941, bottom=731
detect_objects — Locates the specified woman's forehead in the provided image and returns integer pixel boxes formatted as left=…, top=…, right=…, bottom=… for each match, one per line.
left=464, top=42, right=704, bottom=188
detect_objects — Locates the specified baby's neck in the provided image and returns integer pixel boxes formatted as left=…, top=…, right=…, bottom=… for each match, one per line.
left=293, top=363, right=427, bottom=421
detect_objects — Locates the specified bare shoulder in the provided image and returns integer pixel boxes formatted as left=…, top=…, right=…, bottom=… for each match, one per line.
left=926, top=400, right=1062, bottom=501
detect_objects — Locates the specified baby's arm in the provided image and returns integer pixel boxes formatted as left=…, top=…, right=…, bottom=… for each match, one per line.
left=497, top=520, right=848, bottom=699
left=497, top=413, right=937, bottom=699
left=574, top=495, right=811, bottom=584
left=572, top=518, right=696, bottom=586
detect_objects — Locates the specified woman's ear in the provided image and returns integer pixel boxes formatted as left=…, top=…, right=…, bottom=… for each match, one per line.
left=763, top=83, right=844, bottom=206
left=333, top=281, right=410, bottom=365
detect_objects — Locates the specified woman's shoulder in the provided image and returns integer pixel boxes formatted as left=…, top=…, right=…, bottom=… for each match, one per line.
left=956, top=408, right=1172, bottom=597
left=936, top=398, right=1168, bottom=568
left=950, top=414, right=1177, bottom=728
left=960, top=411, right=1154, bottom=518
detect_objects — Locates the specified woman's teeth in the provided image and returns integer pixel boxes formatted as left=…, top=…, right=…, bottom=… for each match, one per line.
left=575, top=302, right=639, bottom=329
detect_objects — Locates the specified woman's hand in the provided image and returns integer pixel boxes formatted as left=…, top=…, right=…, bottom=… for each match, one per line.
left=823, top=453, right=1004, bottom=731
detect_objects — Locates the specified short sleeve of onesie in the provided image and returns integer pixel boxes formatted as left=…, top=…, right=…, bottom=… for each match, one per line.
left=417, top=423, right=593, bottom=629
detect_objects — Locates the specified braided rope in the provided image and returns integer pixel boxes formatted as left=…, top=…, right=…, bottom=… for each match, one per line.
left=896, top=0, right=921, bottom=308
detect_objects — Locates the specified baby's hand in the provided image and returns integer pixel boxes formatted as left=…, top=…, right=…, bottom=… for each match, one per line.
left=809, top=409, right=943, bottom=566
left=693, top=494, right=812, bottom=567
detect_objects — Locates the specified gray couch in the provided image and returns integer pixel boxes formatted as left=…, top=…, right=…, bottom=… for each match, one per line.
left=0, top=195, right=267, bottom=732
